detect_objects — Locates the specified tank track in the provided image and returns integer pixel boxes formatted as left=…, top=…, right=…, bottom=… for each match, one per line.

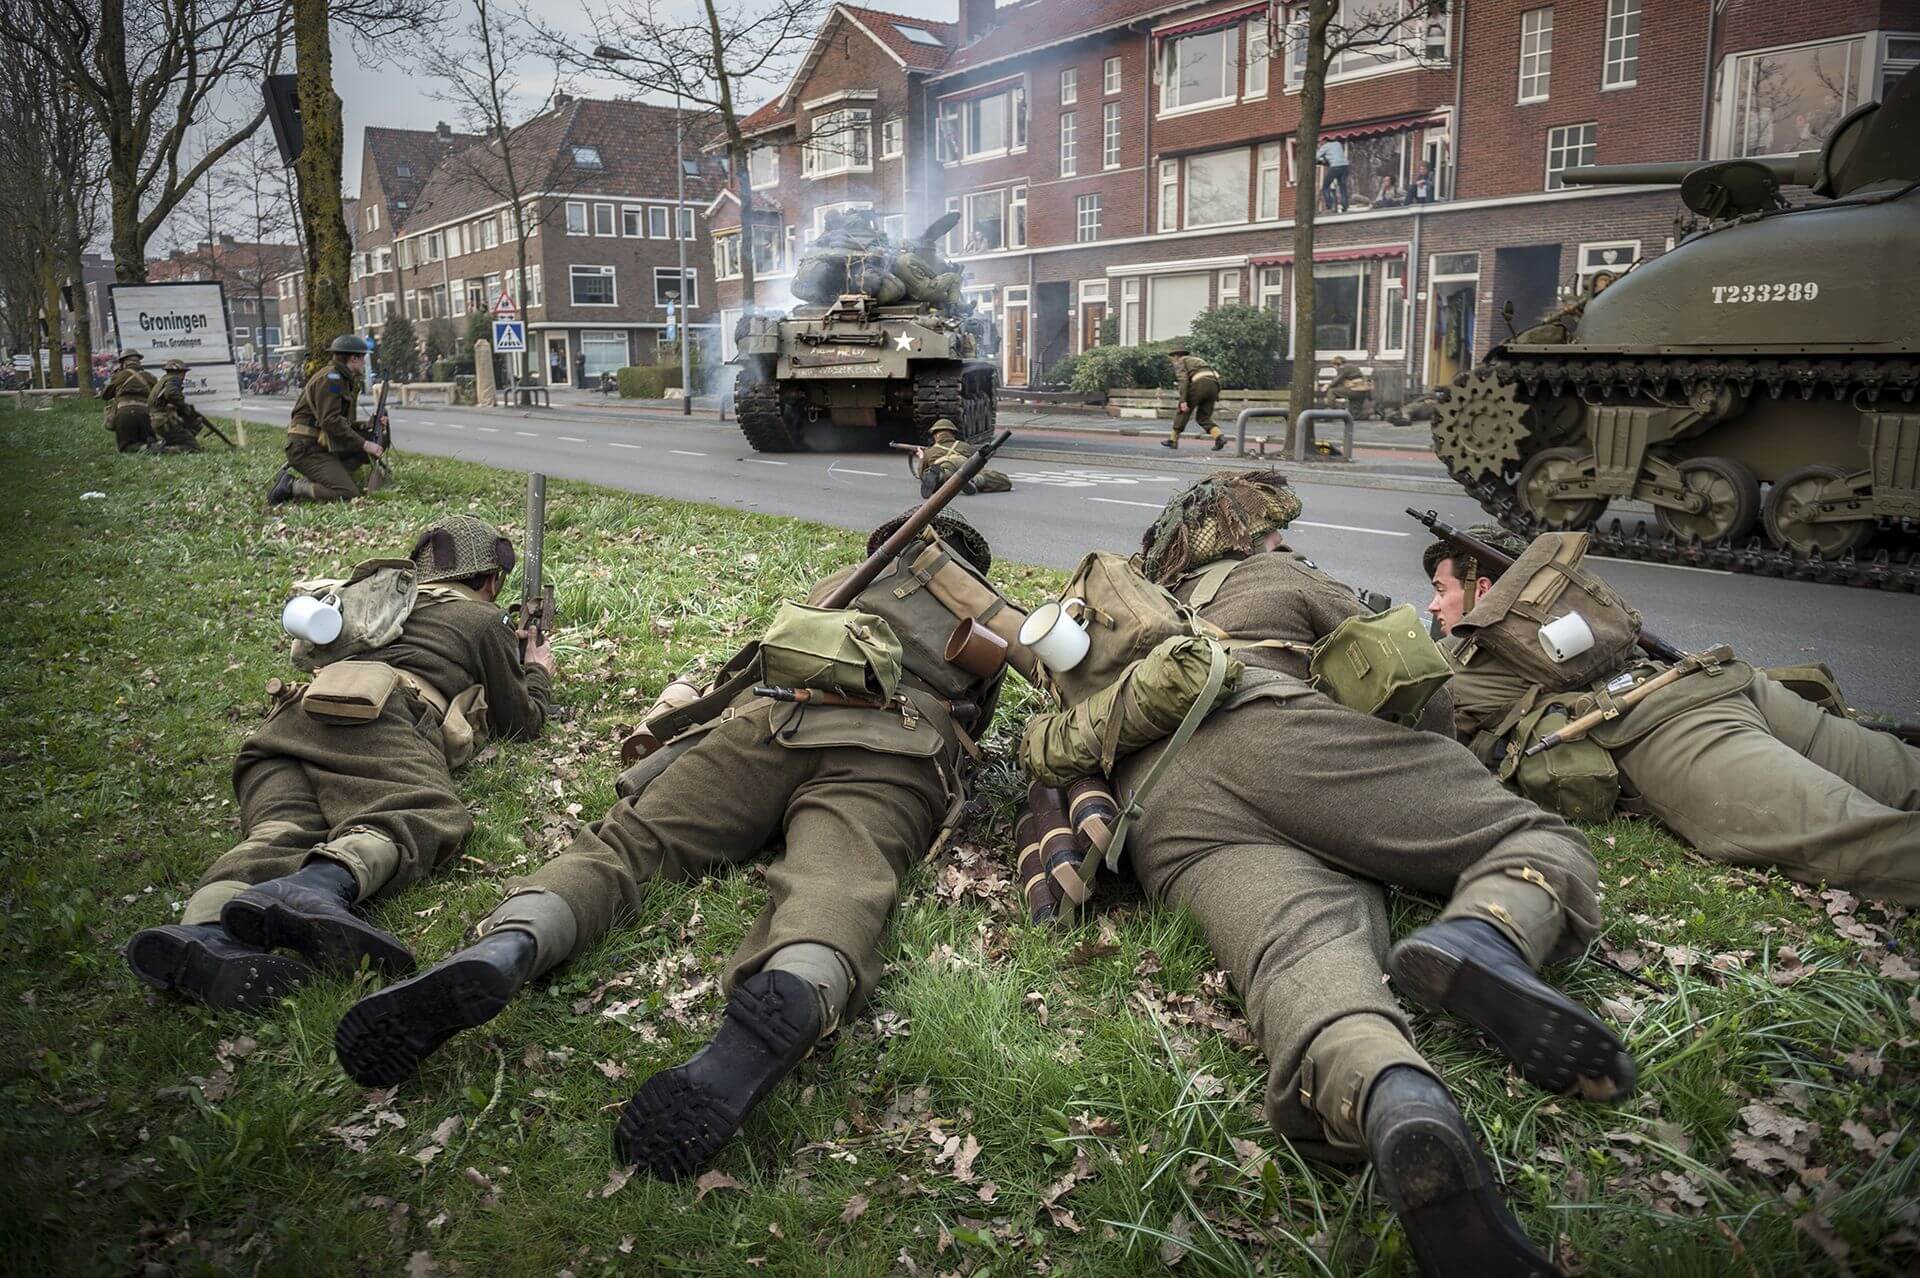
left=911, top=369, right=967, bottom=444
left=734, top=372, right=801, bottom=453
left=1447, top=352, right=1920, bottom=591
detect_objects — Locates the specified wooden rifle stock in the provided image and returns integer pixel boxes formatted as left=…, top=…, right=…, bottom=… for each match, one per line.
left=821, top=430, right=1013, bottom=609
left=1408, top=507, right=1686, bottom=664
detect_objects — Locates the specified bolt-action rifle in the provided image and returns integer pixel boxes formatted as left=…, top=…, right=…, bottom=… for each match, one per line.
left=186, top=405, right=236, bottom=449
left=365, top=376, right=394, bottom=492
left=1408, top=508, right=1687, bottom=664
left=510, top=472, right=556, bottom=660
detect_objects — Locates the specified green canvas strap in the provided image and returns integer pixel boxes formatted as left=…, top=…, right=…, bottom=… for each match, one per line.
left=1067, top=640, right=1232, bottom=911
left=1181, top=559, right=1242, bottom=611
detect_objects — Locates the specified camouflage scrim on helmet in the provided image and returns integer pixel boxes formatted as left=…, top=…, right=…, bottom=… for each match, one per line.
left=1138, top=469, right=1303, bottom=585
left=1422, top=524, right=1527, bottom=586
left=867, top=507, right=992, bottom=575
left=410, top=514, right=517, bottom=584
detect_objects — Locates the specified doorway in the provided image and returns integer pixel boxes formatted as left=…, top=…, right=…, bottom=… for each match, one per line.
left=1003, top=286, right=1030, bottom=387
left=1491, top=245, right=1562, bottom=343
left=545, top=334, right=570, bottom=385
left=1034, top=281, right=1070, bottom=382
left=1425, top=251, right=1480, bottom=388
left=1078, top=279, right=1109, bottom=352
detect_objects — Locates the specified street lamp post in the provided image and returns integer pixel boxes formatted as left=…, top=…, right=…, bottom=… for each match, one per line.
left=595, top=45, right=694, bottom=416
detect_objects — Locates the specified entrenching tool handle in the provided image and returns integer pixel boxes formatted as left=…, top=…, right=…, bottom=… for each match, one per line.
left=822, top=430, right=1014, bottom=610
left=1522, top=644, right=1734, bottom=756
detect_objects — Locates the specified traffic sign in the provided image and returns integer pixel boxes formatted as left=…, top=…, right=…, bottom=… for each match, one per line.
left=491, top=319, right=527, bottom=353
left=494, top=290, right=519, bottom=316
left=665, top=301, right=677, bottom=343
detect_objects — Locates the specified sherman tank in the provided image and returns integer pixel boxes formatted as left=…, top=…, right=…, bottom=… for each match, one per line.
left=732, top=211, right=999, bottom=453
left=1431, top=68, right=1920, bottom=590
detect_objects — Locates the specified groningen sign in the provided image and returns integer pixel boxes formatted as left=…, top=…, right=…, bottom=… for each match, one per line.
left=110, top=282, right=241, bottom=406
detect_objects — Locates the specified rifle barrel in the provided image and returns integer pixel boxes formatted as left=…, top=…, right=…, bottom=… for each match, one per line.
left=523, top=472, right=547, bottom=641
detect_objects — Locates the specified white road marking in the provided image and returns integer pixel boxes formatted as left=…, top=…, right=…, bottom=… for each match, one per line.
left=1616, top=560, right=1731, bottom=576
left=669, top=449, right=707, bottom=457
left=1087, top=497, right=1164, bottom=509
left=608, top=442, right=643, bottom=450
left=443, top=423, right=465, bottom=430
left=477, top=426, right=499, bottom=433
left=558, top=436, right=587, bottom=443
left=835, top=468, right=888, bottom=478
left=515, top=430, right=540, bottom=437
left=747, top=458, right=787, bottom=466
left=1295, top=520, right=1410, bottom=538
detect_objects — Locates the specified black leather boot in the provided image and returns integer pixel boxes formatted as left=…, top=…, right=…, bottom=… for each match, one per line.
left=222, top=859, right=415, bottom=978
left=334, top=930, right=537, bottom=1087
left=613, top=969, right=822, bottom=1180
left=125, top=922, right=313, bottom=1014
left=1366, top=1066, right=1562, bottom=1278
left=266, top=466, right=297, bottom=506
left=1389, top=918, right=1635, bottom=1102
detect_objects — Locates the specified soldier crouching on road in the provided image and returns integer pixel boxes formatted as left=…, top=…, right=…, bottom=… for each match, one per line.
left=124, top=516, right=555, bottom=1012
left=146, top=360, right=201, bottom=453
left=1426, top=529, right=1920, bottom=904
left=334, top=511, right=1018, bottom=1183
left=1163, top=342, right=1227, bottom=451
left=909, top=418, right=1012, bottom=498
left=1114, top=473, right=1630, bottom=1274
left=268, top=335, right=387, bottom=505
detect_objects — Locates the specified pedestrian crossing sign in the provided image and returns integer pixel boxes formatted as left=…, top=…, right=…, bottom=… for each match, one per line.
left=492, top=319, right=527, bottom=353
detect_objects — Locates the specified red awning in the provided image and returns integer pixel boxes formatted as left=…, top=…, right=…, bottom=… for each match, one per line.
left=1322, top=112, right=1449, bottom=142
left=1249, top=246, right=1406, bottom=267
left=1159, top=3, right=1265, bottom=40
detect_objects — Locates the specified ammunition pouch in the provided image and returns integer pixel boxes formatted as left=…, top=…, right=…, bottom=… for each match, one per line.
left=302, top=660, right=402, bottom=724
left=1302, top=604, right=1452, bottom=727
left=1761, top=662, right=1854, bottom=719
left=1500, top=698, right=1621, bottom=824
left=760, top=602, right=903, bottom=699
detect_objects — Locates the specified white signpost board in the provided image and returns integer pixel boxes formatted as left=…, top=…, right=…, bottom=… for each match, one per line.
left=109, top=282, right=241, bottom=408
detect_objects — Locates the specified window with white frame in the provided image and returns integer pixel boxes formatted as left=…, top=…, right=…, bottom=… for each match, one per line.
left=367, top=204, right=381, bottom=232
left=948, top=86, right=1025, bottom=162
left=528, top=264, right=543, bottom=307
left=570, top=265, right=617, bottom=306
left=680, top=208, right=694, bottom=240
left=1286, top=1, right=1437, bottom=85
left=804, top=107, right=873, bottom=175
left=1603, top=0, right=1639, bottom=89
left=1545, top=122, right=1596, bottom=189
left=1578, top=241, right=1638, bottom=287
left=482, top=218, right=499, bottom=249
left=1102, top=103, right=1121, bottom=168
left=943, top=197, right=961, bottom=255
left=1518, top=8, right=1553, bottom=103
left=936, top=101, right=961, bottom=163
left=713, top=234, right=741, bottom=280
left=1713, top=37, right=1866, bottom=159
left=1149, top=273, right=1209, bottom=341
left=1186, top=147, right=1251, bottom=228
left=1161, top=25, right=1239, bottom=111
left=1061, top=68, right=1077, bottom=104
left=1258, top=266, right=1285, bottom=313
left=881, top=117, right=904, bottom=159
left=466, top=280, right=486, bottom=313
left=1120, top=277, right=1141, bottom=341
left=425, top=232, right=444, bottom=261
left=1076, top=194, right=1101, bottom=242
left=622, top=207, right=643, bottom=237
left=579, top=330, right=627, bottom=378
left=1382, top=258, right=1407, bottom=353
left=1246, top=19, right=1271, bottom=97
left=1313, top=263, right=1367, bottom=351
left=1104, top=56, right=1122, bottom=94
left=1157, top=160, right=1179, bottom=231
left=1258, top=142, right=1283, bottom=220
left=749, top=146, right=779, bottom=188
left=1009, top=186, right=1027, bottom=249
left=965, top=190, right=1006, bottom=252
left=1880, top=35, right=1919, bottom=99
left=1059, top=111, right=1077, bottom=176
left=1218, top=269, right=1242, bottom=306
left=563, top=203, right=586, bottom=236
left=573, top=146, right=605, bottom=171
left=648, top=206, right=670, bottom=238
left=450, top=284, right=467, bottom=318
left=654, top=267, right=697, bottom=307
left=593, top=203, right=615, bottom=236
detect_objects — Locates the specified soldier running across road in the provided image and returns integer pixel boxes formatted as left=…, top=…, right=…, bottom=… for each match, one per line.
left=124, top=515, right=556, bottom=1013
left=908, top=419, right=1012, bottom=497
left=334, top=511, right=1017, bottom=1183
left=1109, top=472, right=1632, bottom=1274
left=1163, top=343, right=1226, bottom=451
left=146, top=360, right=201, bottom=453
left=102, top=351, right=157, bottom=452
left=1424, top=529, right=1920, bottom=905
left=267, top=335, right=387, bottom=505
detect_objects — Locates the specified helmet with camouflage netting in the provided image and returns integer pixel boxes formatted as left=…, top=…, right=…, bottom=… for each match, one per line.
left=1138, top=469, right=1302, bottom=586
left=1422, top=524, right=1526, bottom=586
left=410, top=514, right=518, bottom=584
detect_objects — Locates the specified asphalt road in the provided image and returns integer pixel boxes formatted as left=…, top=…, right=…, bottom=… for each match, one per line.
left=238, top=399, right=1920, bottom=717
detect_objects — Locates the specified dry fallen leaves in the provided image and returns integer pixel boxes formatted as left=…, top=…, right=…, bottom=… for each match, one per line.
left=694, top=1170, right=744, bottom=1202
left=1159, top=1211, right=1194, bottom=1266
left=840, top=1194, right=870, bottom=1225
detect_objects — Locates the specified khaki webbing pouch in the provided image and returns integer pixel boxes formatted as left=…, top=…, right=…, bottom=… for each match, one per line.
left=1503, top=702, right=1620, bottom=823
left=1306, top=605, right=1453, bottom=728
left=1762, top=662, right=1855, bottom=719
left=760, top=602, right=903, bottom=699
left=303, top=660, right=402, bottom=724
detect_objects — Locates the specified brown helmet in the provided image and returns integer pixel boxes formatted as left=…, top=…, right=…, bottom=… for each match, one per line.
left=1165, top=341, right=1190, bottom=356
left=116, top=351, right=144, bottom=365
left=866, top=508, right=991, bottom=574
left=410, top=514, right=517, bottom=584
left=930, top=418, right=959, bottom=439
left=163, top=359, right=189, bottom=373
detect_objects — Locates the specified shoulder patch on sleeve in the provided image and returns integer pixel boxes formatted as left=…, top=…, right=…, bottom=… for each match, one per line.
left=327, top=371, right=343, bottom=381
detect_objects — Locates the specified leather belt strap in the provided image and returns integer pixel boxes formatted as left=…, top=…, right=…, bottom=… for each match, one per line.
left=394, top=669, right=450, bottom=716
left=287, top=424, right=321, bottom=439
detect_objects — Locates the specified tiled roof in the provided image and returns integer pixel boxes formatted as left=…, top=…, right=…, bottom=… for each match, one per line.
left=839, top=5, right=958, bottom=70
left=936, top=0, right=1206, bottom=78
left=364, top=126, right=476, bottom=228
left=403, top=99, right=725, bottom=232
left=739, top=98, right=796, bottom=135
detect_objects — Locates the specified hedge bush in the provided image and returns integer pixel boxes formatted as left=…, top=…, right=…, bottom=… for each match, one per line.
left=1046, top=342, right=1176, bottom=394
left=616, top=365, right=686, bottom=399
left=1187, top=304, right=1288, bottom=390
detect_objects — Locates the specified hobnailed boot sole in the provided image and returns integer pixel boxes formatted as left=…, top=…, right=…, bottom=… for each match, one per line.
left=1389, top=934, right=1634, bottom=1103
left=1372, top=1107, right=1560, bottom=1278
left=222, top=891, right=416, bottom=979
left=613, top=970, right=819, bottom=1180
left=126, top=926, right=312, bottom=1014
left=333, top=952, right=519, bottom=1086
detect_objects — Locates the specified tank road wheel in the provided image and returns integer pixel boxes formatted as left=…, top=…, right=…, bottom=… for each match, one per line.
left=1516, top=446, right=1609, bottom=530
left=734, top=371, right=803, bottom=453
left=1763, top=464, right=1874, bottom=558
left=1431, top=369, right=1531, bottom=479
left=1655, top=457, right=1761, bottom=545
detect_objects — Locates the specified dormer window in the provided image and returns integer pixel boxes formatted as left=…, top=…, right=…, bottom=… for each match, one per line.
left=572, top=146, right=605, bottom=170
left=396, top=163, right=414, bottom=177
left=892, top=23, right=943, bottom=46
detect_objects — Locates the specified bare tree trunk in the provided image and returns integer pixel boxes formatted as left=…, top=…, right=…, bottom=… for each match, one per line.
left=39, top=253, right=61, bottom=388
left=1287, top=0, right=1336, bottom=455
left=703, top=0, right=755, bottom=313
left=293, top=0, right=353, bottom=377
left=66, top=235, right=94, bottom=399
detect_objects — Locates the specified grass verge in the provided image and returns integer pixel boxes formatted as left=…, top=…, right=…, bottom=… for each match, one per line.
left=0, top=401, right=1914, bottom=1276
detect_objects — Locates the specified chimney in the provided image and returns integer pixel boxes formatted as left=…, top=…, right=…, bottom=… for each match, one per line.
left=554, top=92, right=575, bottom=110
left=435, top=121, right=452, bottom=139
left=962, top=0, right=996, bottom=44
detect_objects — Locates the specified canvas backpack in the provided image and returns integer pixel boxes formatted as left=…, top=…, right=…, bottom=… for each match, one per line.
left=288, top=557, right=419, bottom=673
left=1450, top=532, right=1640, bottom=693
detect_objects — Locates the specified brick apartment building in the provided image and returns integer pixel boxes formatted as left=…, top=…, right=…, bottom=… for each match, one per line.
left=715, top=0, right=1920, bottom=393
left=146, top=235, right=301, bottom=361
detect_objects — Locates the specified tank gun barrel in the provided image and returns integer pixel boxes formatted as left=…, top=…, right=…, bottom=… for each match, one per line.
left=1562, top=152, right=1821, bottom=189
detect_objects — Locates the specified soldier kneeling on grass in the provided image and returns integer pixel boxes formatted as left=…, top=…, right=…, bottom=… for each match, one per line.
left=909, top=418, right=1012, bottom=497
left=267, top=335, right=386, bottom=506
left=102, top=351, right=158, bottom=452
left=124, top=516, right=556, bottom=1012
left=146, top=360, right=202, bottom=453
left=334, top=510, right=1018, bottom=1184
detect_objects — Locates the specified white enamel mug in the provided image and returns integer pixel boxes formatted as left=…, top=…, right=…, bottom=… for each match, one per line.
left=1018, top=596, right=1091, bottom=672
left=1538, top=611, right=1595, bottom=664
left=283, top=593, right=344, bottom=645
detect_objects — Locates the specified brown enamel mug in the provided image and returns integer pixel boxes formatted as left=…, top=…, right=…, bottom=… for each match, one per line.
left=944, top=616, right=1009, bottom=678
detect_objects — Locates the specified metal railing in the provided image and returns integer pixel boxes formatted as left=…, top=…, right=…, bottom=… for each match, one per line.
left=1233, top=406, right=1354, bottom=461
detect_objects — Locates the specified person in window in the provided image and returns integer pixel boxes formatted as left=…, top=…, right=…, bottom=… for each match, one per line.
left=964, top=231, right=987, bottom=254
left=1374, top=173, right=1404, bottom=208
left=1316, top=138, right=1351, bottom=213
left=1409, top=162, right=1436, bottom=204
